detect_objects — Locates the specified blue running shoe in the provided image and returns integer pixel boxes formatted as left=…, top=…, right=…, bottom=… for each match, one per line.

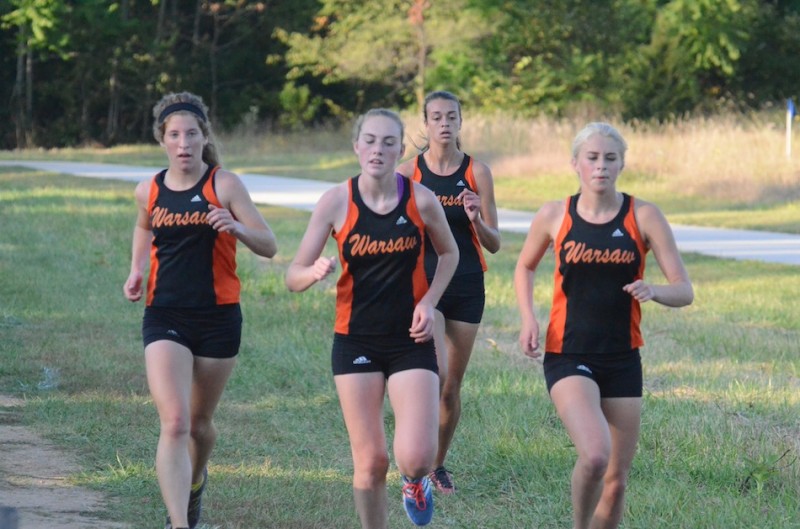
left=187, top=467, right=207, bottom=529
left=401, top=475, right=434, bottom=526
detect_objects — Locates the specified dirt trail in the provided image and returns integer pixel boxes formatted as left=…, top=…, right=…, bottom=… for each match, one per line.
left=0, top=395, right=130, bottom=529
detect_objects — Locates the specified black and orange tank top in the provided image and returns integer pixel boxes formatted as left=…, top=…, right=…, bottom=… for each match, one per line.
left=333, top=175, right=428, bottom=336
left=546, top=193, right=647, bottom=354
left=146, top=165, right=239, bottom=307
left=412, top=154, right=487, bottom=278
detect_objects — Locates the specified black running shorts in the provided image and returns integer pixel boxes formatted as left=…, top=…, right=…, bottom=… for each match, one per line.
left=142, top=304, right=242, bottom=359
left=331, top=333, right=438, bottom=378
left=543, top=349, right=642, bottom=398
left=434, top=272, right=485, bottom=324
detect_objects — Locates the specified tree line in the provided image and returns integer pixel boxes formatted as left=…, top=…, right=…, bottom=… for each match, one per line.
left=2, top=0, right=799, bottom=149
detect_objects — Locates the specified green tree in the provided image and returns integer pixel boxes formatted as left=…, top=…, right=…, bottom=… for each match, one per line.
left=274, top=0, right=488, bottom=121
left=623, top=0, right=759, bottom=119
left=467, top=0, right=656, bottom=116
left=4, top=0, right=800, bottom=147
left=0, top=0, right=320, bottom=147
left=732, top=1, right=800, bottom=108
left=2, top=0, right=69, bottom=147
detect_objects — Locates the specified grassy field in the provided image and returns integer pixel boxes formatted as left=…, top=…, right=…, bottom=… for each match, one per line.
left=1, top=174, right=799, bottom=529
left=1, top=115, right=799, bottom=528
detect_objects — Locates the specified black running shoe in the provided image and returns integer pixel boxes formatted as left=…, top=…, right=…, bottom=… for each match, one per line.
left=428, top=466, right=456, bottom=495
left=187, top=467, right=208, bottom=529
left=164, top=515, right=188, bottom=529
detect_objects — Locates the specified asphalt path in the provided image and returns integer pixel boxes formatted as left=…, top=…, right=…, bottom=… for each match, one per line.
left=4, top=160, right=800, bottom=266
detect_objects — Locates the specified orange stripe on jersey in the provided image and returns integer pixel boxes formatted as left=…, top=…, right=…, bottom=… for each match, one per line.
left=145, top=175, right=161, bottom=306
left=334, top=260, right=354, bottom=334
left=411, top=157, right=423, bottom=184
left=332, top=179, right=361, bottom=334
left=546, top=200, right=573, bottom=353
left=463, top=158, right=488, bottom=272
left=406, top=184, right=429, bottom=304
left=623, top=197, right=647, bottom=348
left=146, top=244, right=158, bottom=306
left=463, top=157, right=477, bottom=190
left=202, top=167, right=240, bottom=304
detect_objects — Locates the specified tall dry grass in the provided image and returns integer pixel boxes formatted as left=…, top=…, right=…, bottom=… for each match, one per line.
left=5, top=109, right=796, bottom=206
left=629, top=115, right=800, bottom=203
left=400, top=110, right=800, bottom=204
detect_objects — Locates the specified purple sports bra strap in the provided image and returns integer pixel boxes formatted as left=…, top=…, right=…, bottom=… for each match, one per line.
left=396, top=172, right=404, bottom=198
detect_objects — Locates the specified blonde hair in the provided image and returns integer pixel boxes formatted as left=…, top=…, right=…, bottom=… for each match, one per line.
left=571, top=122, right=627, bottom=166
left=152, top=92, right=221, bottom=167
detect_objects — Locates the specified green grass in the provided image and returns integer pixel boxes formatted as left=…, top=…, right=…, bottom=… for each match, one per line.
left=1, top=165, right=798, bottom=528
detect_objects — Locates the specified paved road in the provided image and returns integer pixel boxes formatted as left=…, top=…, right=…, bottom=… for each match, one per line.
left=4, top=160, right=800, bottom=265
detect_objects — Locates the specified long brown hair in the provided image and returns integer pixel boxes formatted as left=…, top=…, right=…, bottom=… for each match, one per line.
left=419, top=90, right=462, bottom=151
left=152, top=92, right=222, bottom=167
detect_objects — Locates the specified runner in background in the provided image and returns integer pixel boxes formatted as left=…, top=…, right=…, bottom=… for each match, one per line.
left=396, top=90, right=500, bottom=495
